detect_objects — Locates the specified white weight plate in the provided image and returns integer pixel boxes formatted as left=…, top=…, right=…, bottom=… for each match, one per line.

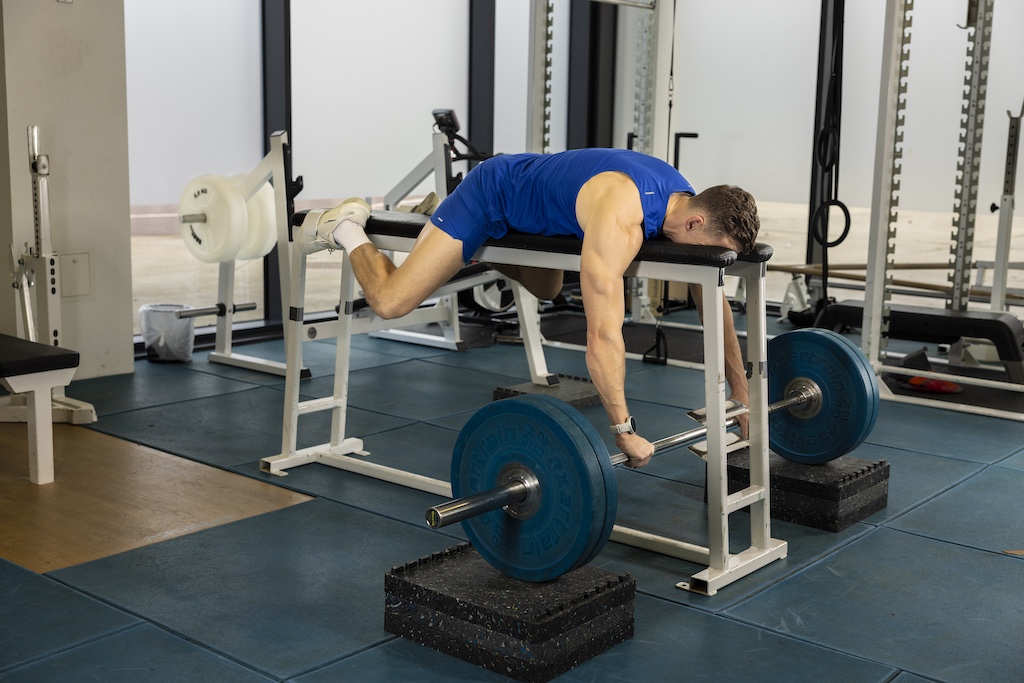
left=231, top=174, right=278, bottom=260
left=178, top=174, right=247, bottom=263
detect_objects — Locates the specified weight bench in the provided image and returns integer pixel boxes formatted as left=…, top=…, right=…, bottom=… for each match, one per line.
left=823, top=300, right=1024, bottom=382
left=0, top=334, right=80, bottom=484
left=265, top=209, right=783, bottom=595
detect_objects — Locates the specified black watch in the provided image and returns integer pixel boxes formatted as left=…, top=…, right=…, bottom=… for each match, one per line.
left=610, top=416, right=637, bottom=436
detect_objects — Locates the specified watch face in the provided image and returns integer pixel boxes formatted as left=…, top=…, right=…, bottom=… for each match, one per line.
left=628, top=417, right=636, bottom=433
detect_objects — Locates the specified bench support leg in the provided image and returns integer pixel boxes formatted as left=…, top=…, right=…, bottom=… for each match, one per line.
left=3, top=367, right=77, bottom=485
left=26, top=390, right=54, bottom=485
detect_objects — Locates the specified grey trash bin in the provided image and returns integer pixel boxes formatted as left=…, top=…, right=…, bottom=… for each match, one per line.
left=139, top=304, right=195, bottom=362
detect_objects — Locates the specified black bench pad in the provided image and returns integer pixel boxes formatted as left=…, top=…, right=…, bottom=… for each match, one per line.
left=823, top=300, right=1024, bottom=365
left=362, top=209, right=772, bottom=270
left=0, top=334, right=80, bottom=378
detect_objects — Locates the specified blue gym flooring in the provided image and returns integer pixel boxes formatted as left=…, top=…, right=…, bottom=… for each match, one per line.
left=3, top=316, right=1023, bottom=682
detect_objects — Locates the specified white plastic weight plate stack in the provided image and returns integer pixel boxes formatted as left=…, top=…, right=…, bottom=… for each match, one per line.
left=179, top=174, right=248, bottom=263
left=179, top=173, right=278, bottom=264
left=230, top=174, right=278, bottom=261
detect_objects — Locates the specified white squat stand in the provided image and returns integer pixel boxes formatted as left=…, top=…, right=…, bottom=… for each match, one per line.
left=3, top=125, right=96, bottom=429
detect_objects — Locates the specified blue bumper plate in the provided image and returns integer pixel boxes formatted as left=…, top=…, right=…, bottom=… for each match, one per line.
left=451, top=395, right=614, bottom=582
left=767, top=329, right=880, bottom=464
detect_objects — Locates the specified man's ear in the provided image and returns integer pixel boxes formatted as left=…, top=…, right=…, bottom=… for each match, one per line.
left=685, top=213, right=706, bottom=232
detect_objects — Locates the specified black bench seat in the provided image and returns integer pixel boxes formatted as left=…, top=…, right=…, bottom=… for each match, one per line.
left=823, top=300, right=1024, bottom=382
left=0, top=334, right=80, bottom=378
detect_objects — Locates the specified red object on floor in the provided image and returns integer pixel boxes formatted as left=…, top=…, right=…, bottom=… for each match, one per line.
left=901, top=376, right=963, bottom=394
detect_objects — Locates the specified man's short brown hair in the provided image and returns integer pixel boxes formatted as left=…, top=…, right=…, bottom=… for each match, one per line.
left=691, top=185, right=760, bottom=254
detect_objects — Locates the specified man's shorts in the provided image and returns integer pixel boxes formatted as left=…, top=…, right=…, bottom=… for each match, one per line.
left=429, top=157, right=511, bottom=263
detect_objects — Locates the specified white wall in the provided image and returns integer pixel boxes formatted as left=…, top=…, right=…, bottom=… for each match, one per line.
left=611, top=0, right=1023, bottom=214
left=290, top=0, right=469, bottom=201
left=123, top=1, right=1024, bottom=211
left=1, top=0, right=134, bottom=377
left=124, top=0, right=263, bottom=206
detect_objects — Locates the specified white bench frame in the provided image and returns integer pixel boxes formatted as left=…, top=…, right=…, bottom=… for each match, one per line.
left=260, top=228, right=786, bottom=595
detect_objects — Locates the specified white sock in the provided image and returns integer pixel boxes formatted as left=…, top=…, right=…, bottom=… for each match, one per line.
left=331, top=219, right=371, bottom=253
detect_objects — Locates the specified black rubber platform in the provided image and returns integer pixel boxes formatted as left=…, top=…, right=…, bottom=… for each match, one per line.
left=726, top=452, right=890, bottom=532
left=384, top=543, right=635, bottom=683
left=493, top=373, right=601, bottom=408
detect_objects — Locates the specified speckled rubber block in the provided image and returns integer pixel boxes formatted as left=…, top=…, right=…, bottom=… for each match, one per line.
left=727, top=452, right=890, bottom=532
left=493, top=374, right=602, bottom=409
left=384, top=544, right=635, bottom=683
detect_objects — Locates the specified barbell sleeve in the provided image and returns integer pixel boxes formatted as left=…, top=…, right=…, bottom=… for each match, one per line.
left=179, top=213, right=207, bottom=224
left=426, top=480, right=528, bottom=528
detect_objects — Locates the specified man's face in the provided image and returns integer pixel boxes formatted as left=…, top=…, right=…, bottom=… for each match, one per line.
left=668, top=220, right=741, bottom=253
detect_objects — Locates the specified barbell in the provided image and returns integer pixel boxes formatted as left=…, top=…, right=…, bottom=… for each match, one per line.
left=425, top=328, right=880, bottom=582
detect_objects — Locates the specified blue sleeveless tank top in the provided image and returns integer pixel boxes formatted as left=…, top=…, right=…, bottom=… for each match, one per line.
left=483, top=148, right=694, bottom=239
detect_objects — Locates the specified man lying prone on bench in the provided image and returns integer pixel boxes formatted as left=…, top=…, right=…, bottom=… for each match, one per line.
left=296, top=148, right=760, bottom=468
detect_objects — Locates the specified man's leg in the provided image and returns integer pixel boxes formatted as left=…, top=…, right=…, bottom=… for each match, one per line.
left=296, top=202, right=466, bottom=320
left=489, top=264, right=564, bottom=301
left=349, top=223, right=466, bottom=319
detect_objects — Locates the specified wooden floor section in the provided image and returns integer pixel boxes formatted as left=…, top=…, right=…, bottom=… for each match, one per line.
left=0, top=422, right=311, bottom=573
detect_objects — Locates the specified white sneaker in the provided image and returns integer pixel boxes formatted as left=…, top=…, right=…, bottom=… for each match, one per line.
left=410, top=192, right=441, bottom=216
left=295, top=197, right=371, bottom=255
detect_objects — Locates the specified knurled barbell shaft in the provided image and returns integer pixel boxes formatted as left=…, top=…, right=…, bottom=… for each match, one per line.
left=608, top=385, right=816, bottom=466
left=608, top=416, right=740, bottom=466
left=426, top=387, right=817, bottom=529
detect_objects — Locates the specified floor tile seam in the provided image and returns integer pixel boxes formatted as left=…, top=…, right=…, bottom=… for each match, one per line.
left=0, top=621, right=145, bottom=676
left=871, top=463, right=992, bottom=529
left=613, top=465, right=705, bottom=496
left=280, top=635, right=400, bottom=681
left=299, top=490, right=467, bottom=545
left=619, top=528, right=879, bottom=617
left=344, top=342, right=454, bottom=362
left=173, top=364, right=278, bottom=387
left=720, top=524, right=881, bottom=611
left=416, top=353, right=530, bottom=379
left=639, top=591, right=905, bottom=675
left=861, top=439, right=1011, bottom=465
left=210, top=463, right=464, bottom=544
left=13, top=580, right=287, bottom=681
left=710, top=608, right=912, bottom=678
left=880, top=525, right=1024, bottom=561
left=990, top=443, right=1024, bottom=467
left=186, top=369, right=286, bottom=388
left=78, top=384, right=267, bottom=419
left=76, top=429, right=259, bottom=471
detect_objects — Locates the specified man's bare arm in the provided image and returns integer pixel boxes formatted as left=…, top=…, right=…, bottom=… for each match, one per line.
left=577, top=181, right=656, bottom=467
